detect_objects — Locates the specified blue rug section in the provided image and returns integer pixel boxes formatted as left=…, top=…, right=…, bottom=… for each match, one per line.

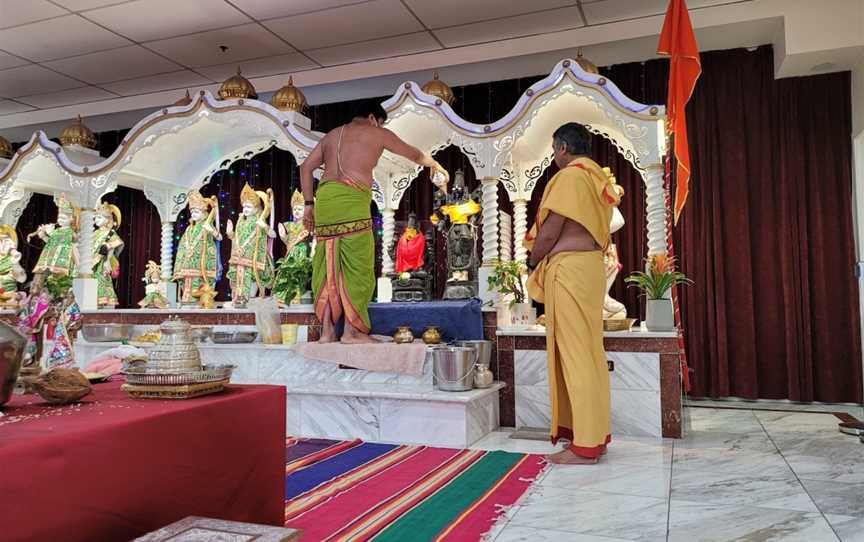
left=368, top=298, right=484, bottom=341
left=285, top=442, right=398, bottom=500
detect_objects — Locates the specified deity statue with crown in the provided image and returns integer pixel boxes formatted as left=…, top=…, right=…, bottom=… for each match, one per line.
left=28, top=194, right=79, bottom=286
left=278, top=190, right=312, bottom=261
left=173, top=191, right=221, bottom=306
left=273, top=190, right=313, bottom=305
left=0, top=225, right=26, bottom=308
left=430, top=169, right=482, bottom=299
left=602, top=167, right=628, bottom=320
left=387, top=212, right=432, bottom=301
left=92, top=202, right=124, bottom=308
left=226, top=184, right=276, bottom=305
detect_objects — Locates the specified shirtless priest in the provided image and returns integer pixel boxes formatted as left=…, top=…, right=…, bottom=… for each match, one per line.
left=299, top=102, right=449, bottom=344
left=525, top=122, right=620, bottom=464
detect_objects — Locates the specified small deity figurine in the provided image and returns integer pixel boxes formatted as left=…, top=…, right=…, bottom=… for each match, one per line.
left=601, top=167, right=627, bottom=319
left=0, top=225, right=26, bottom=308
left=278, top=190, right=312, bottom=261
left=226, top=184, right=276, bottom=305
left=28, top=194, right=79, bottom=281
left=430, top=170, right=481, bottom=295
left=92, top=202, right=124, bottom=308
left=394, top=212, right=425, bottom=276
left=173, top=191, right=222, bottom=306
left=138, top=260, right=169, bottom=309
left=46, top=287, right=82, bottom=369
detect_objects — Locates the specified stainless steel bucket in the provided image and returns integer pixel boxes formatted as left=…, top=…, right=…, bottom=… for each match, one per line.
left=432, top=346, right=477, bottom=392
left=454, top=340, right=493, bottom=368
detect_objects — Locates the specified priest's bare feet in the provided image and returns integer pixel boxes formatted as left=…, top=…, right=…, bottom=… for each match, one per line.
left=341, top=331, right=379, bottom=344
left=547, top=448, right=599, bottom=465
left=318, top=331, right=337, bottom=343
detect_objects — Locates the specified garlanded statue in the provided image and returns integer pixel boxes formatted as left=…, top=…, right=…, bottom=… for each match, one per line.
left=226, top=183, right=275, bottom=305
left=278, top=190, right=311, bottom=260
left=387, top=212, right=432, bottom=302
left=430, top=169, right=481, bottom=299
left=29, top=194, right=79, bottom=282
left=92, top=202, right=124, bottom=308
left=601, top=167, right=627, bottom=319
left=173, top=191, right=222, bottom=306
left=138, top=260, right=170, bottom=309
left=274, top=190, right=312, bottom=305
left=0, top=225, right=26, bottom=308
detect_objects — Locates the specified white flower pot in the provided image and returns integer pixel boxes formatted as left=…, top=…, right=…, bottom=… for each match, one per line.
left=511, top=302, right=536, bottom=327
left=645, top=298, right=675, bottom=331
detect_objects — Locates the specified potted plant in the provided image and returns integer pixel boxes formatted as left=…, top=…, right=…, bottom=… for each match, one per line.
left=272, top=252, right=313, bottom=306
left=487, top=259, right=534, bottom=327
left=625, top=254, right=691, bottom=331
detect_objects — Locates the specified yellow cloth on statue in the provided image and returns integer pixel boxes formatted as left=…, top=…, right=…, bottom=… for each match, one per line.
left=524, top=156, right=619, bottom=457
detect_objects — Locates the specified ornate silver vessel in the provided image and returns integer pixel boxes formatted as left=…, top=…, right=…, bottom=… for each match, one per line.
left=144, top=317, right=202, bottom=373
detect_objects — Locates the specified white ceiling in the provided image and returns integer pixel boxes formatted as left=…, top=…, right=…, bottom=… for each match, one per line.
left=0, top=0, right=747, bottom=114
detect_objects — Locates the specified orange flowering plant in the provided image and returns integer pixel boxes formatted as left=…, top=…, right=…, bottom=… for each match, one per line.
left=624, top=254, right=691, bottom=300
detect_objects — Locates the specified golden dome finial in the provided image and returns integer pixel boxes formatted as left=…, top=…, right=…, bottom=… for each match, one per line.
left=270, top=75, right=307, bottom=113
left=174, top=89, right=192, bottom=106
left=0, top=135, right=12, bottom=159
left=218, top=66, right=257, bottom=100
left=59, top=115, right=97, bottom=149
left=421, top=70, right=455, bottom=106
left=575, top=48, right=599, bottom=74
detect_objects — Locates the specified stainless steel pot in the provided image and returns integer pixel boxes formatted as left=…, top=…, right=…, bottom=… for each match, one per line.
left=82, top=323, right=134, bottom=342
left=432, top=346, right=476, bottom=392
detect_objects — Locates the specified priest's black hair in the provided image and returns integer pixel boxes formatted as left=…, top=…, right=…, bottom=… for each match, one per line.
left=552, top=122, right=592, bottom=155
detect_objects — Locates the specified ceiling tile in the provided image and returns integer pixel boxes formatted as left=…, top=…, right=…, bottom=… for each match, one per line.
left=433, top=6, right=584, bottom=48
left=51, top=0, right=132, bottom=10
left=0, top=64, right=85, bottom=98
left=403, top=0, right=575, bottom=29
left=0, top=15, right=131, bottom=62
left=146, top=23, right=294, bottom=67
left=0, top=100, right=37, bottom=116
left=0, top=51, right=29, bottom=70
left=583, top=0, right=742, bottom=25
left=16, top=86, right=117, bottom=108
left=229, top=0, right=369, bottom=21
left=85, top=0, right=251, bottom=42
left=307, top=31, right=440, bottom=66
left=264, top=0, right=422, bottom=50
left=43, top=45, right=182, bottom=83
left=0, top=0, right=67, bottom=29
left=101, top=70, right=212, bottom=96
left=197, top=53, right=318, bottom=81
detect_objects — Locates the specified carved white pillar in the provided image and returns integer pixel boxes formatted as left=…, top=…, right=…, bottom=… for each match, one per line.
left=643, top=165, right=668, bottom=257
left=77, top=209, right=95, bottom=277
left=499, top=211, right=512, bottom=262
left=160, top=221, right=174, bottom=281
left=480, top=177, right=499, bottom=265
left=512, top=198, right=529, bottom=263
left=381, top=208, right=396, bottom=275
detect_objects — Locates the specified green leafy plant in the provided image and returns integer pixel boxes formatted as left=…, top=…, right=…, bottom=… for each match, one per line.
left=625, top=254, right=692, bottom=300
left=273, top=252, right=313, bottom=304
left=487, top=259, right=527, bottom=307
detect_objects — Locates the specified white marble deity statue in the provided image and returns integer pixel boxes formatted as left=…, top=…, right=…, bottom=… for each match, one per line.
left=173, top=191, right=221, bottom=306
left=0, top=225, right=26, bottom=307
left=29, top=194, right=79, bottom=284
left=226, top=184, right=276, bottom=305
left=92, top=202, right=124, bottom=309
left=602, top=167, right=627, bottom=320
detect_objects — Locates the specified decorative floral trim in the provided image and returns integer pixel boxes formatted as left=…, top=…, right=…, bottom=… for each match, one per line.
left=315, top=219, right=372, bottom=239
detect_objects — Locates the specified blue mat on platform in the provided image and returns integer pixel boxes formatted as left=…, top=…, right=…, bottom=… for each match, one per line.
left=368, top=298, right=484, bottom=342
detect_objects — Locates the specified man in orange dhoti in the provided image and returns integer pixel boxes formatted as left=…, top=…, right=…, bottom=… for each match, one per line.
left=525, top=123, right=621, bottom=465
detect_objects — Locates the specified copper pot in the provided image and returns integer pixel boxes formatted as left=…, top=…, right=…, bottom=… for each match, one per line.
left=422, top=326, right=442, bottom=344
left=393, top=326, right=415, bottom=344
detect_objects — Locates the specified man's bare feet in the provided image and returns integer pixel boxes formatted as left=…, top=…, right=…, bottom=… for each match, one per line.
left=547, top=448, right=599, bottom=465
left=318, top=306, right=337, bottom=343
left=319, top=330, right=337, bottom=343
left=341, top=322, right=379, bottom=344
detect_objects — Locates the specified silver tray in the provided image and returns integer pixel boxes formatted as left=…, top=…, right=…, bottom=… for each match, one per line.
left=122, top=364, right=235, bottom=386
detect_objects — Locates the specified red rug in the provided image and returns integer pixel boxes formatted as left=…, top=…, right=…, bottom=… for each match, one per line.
left=284, top=438, right=546, bottom=541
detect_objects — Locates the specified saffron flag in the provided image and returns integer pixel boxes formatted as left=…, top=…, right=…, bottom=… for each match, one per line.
left=657, top=0, right=701, bottom=224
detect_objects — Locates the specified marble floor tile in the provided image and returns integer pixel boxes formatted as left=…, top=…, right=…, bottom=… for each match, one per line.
left=673, top=446, right=793, bottom=477
left=799, top=479, right=864, bottom=517
left=675, top=429, right=777, bottom=453
left=667, top=500, right=839, bottom=542
left=685, top=398, right=864, bottom=418
left=604, top=437, right=673, bottom=468
left=825, top=514, right=864, bottom=542
left=494, top=525, right=638, bottom=541
left=507, top=486, right=668, bottom=541
left=782, top=452, right=864, bottom=485
left=470, top=429, right=562, bottom=455
left=670, top=469, right=818, bottom=512
left=541, top=461, right=670, bottom=499
left=685, top=407, right=764, bottom=433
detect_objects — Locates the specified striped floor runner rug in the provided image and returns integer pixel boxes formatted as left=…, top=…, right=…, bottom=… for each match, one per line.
left=284, top=438, right=546, bottom=542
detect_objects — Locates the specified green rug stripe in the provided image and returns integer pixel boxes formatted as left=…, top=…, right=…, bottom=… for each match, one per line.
left=371, top=450, right=523, bottom=542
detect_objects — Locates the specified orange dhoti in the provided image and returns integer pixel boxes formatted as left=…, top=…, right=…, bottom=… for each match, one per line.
left=534, top=251, right=611, bottom=457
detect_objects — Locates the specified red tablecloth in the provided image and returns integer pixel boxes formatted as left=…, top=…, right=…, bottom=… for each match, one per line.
left=0, top=381, right=286, bottom=542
